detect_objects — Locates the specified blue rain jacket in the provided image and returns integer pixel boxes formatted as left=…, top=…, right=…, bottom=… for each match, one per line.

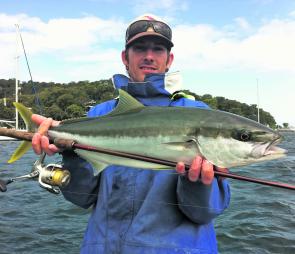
left=61, top=73, right=231, bottom=254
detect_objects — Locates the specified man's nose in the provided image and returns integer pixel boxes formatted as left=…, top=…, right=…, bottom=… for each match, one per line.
left=144, top=48, right=155, bottom=61
left=145, top=48, right=155, bottom=59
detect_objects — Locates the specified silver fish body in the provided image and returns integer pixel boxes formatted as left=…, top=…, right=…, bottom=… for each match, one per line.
left=48, top=90, right=286, bottom=172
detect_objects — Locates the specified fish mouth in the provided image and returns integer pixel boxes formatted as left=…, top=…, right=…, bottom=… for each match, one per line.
left=252, top=136, right=287, bottom=159
left=263, top=137, right=287, bottom=157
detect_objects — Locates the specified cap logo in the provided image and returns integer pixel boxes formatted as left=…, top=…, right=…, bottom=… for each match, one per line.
left=146, top=26, right=155, bottom=32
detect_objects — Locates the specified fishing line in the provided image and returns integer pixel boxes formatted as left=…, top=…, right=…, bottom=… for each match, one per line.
left=280, top=160, right=295, bottom=172
left=59, top=189, right=226, bottom=212
left=57, top=163, right=294, bottom=211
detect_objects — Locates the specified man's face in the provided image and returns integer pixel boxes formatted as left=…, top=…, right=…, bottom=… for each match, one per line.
left=121, top=37, right=174, bottom=82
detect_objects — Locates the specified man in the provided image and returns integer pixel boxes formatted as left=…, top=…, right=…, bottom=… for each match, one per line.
left=32, top=14, right=230, bottom=254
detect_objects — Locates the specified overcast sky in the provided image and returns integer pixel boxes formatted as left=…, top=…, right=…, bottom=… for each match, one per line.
left=0, top=0, right=295, bottom=126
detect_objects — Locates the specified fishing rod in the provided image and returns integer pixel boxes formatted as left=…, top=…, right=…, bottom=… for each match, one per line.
left=1, top=128, right=294, bottom=191
left=61, top=141, right=295, bottom=191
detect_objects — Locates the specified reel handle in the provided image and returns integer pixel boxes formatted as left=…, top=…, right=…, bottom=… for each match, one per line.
left=0, top=179, right=15, bottom=192
left=0, top=179, right=8, bottom=192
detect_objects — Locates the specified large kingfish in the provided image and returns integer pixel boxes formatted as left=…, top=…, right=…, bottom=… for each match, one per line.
left=10, top=89, right=286, bottom=171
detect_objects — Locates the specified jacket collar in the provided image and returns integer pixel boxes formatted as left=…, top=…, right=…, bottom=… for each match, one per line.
left=111, top=72, right=183, bottom=106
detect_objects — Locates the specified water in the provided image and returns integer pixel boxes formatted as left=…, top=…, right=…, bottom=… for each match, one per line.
left=0, top=133, right=294, bottom=254
left=216, top=132, right=295, bottom=254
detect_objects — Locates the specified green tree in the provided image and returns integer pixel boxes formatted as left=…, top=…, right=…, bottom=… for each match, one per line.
left=201, top=94, right=217, bottom=109
left=45, top=104, right=65, bottom=120
left=228, top=108, right=242, bottom=115
left=0, top=102, right=14, bottom=119
left=0, top=78, right=279, bottom=127
left=57, top=94, right=75, bottom=109
left=66, top=104, right=85, bottom=118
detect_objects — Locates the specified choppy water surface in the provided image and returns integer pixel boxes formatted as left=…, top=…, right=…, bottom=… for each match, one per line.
left=0, top=133, right=294, bottom=253
left=216, top=132, right=295, bottom=254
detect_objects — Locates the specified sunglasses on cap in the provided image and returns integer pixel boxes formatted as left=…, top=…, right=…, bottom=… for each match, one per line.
left=125, top=20, right=172, bottom=45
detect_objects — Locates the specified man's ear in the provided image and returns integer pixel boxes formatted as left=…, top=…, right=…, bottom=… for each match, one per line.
left=121, top=50, right=128, bottom=66
left=166, top=52, right=174, bottom=69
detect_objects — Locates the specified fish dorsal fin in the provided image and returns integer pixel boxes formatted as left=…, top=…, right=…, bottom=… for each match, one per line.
left=108, top=89, right=144, bottom=116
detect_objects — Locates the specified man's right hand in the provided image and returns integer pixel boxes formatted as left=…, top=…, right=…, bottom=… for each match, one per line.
left=31, top=114, right=61, bottom=156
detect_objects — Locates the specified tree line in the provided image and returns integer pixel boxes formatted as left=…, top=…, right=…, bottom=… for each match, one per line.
left=0, top=78, right=277, bottom=128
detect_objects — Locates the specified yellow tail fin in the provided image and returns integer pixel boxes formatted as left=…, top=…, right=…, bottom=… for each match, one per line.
left=8, top=103, right=36, bottom=163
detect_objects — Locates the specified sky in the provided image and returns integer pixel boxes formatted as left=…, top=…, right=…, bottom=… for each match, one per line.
left=0, top=0, right=295, bottom=126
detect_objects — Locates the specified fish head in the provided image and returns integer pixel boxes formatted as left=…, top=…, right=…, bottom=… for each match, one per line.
left=195, top=111, right=287, bottom=168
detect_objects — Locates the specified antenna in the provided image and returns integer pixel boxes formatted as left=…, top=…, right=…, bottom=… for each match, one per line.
left=15, top=24, right=43, bottom=115
left=15, top=25, right=20, bottom=130
left=256, top=78, right=260, bottom=123
left=15, top=24, right=33, bottom=85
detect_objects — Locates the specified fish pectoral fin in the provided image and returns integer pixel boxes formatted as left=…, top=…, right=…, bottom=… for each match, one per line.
left=162, top=139, right=199, bottom=152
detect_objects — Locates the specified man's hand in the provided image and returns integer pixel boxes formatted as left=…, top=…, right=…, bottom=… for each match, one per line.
left=31, top=114, right=60, bottom=156
left=176, top=155, right=228, bottom=184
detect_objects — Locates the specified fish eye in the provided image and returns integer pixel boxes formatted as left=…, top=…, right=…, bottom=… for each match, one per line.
left=238, top=130, right=251, bottom=142
left=232, top=130, right=251, bottom=142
